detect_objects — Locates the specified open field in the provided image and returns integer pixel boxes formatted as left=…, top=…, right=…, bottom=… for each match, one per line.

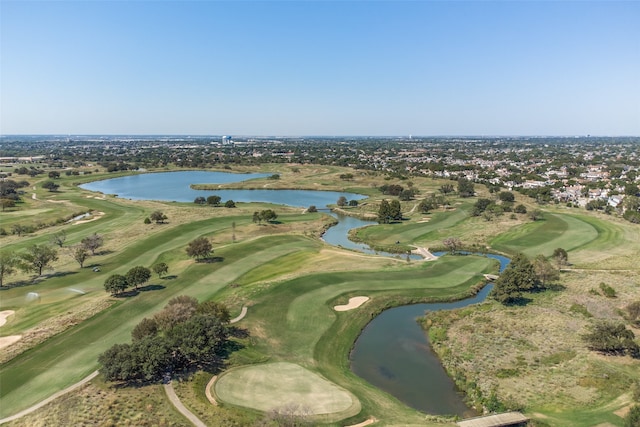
left=1, top=164, right=639, bottom=426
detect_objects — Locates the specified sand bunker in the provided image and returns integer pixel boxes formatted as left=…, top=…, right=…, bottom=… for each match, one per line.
left=73, top=211, right=105, bottom=225
left=0, top=335, right=22, bottom=350
left=334, top=297, right=370, bottom=312
left=0, top=310, right=15, bottom=327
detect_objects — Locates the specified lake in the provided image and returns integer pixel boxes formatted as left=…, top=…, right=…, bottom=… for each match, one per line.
left=80, top=171, right=366, bottom=208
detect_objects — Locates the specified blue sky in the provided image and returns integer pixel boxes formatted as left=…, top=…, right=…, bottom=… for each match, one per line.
left=1, top=1, right=639, bottom=136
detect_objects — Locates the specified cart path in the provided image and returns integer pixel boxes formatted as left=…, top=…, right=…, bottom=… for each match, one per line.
left=164, top=381, right=207, bottom=427
left=0, top=370, right=99, bottom=425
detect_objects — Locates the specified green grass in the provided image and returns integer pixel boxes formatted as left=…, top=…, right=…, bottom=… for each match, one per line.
left=214, top=362, right=359, bottom=419
left=490, top=213, right=598, bottom=257
left=0, top=234, right=321, bottom=418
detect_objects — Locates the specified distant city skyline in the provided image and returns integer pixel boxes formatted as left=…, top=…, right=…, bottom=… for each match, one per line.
left=1, top=1, right=639, bottom=136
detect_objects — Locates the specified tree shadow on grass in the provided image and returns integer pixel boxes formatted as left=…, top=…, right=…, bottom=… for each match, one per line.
left=162, top=275, right=178, bottom=280
left=503, top=296, right=533, bottom=307
left=1, top=271, right=78, bottom=289
left=139, top=284, right=165, bottom=292
left=197, top=256, right=224, bottom=264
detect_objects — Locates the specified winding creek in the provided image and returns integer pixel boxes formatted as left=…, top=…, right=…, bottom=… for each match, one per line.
left=81, top=171, right=509, bottom=416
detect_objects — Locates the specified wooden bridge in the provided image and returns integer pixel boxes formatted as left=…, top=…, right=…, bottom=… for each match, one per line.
left=456, top=411, right=529, bottom=427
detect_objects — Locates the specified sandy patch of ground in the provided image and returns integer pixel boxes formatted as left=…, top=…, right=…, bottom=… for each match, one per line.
left=0, top=335, right=22, bottom=349
left=345, top=416, right=378, bottom=427
left=334, top=296, right=370, bottom=312
left=0, top=310, right=15, bottom=327
left=73, top=211, right=105, bottom=225
left=205, top=375, right=218, bottom=405
left=614, top=404, right=631, bottom=418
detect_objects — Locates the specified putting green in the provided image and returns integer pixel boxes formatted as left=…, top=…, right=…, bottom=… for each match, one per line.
left=214, top=362, right=359, bottom=417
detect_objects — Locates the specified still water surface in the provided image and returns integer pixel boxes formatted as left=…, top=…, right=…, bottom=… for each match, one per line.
left=350, top=253, right=510, bottom=416
left=81, top=171, right=366, bottom=207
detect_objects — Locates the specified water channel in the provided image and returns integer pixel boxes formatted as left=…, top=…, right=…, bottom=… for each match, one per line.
left=350, top=253, right=510, bottom=417
left=81, top=171, right=508, bottom=416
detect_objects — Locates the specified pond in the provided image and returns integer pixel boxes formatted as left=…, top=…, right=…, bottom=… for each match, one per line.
left=80, top=171, right=365, bottom=208
left=350, top=253, right=510, bottom=417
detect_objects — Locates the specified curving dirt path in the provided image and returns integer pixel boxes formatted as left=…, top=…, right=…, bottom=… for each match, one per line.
left=229, top=306, right=248, bottom=324
left=0, top=371, right=99, bottom=425
left=345, top=416, right=378, bottom=427
left=163, top=381, right=207, bottom=427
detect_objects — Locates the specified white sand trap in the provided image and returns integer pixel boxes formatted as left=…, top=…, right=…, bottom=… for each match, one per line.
left=0, top=310, right=15, bottom=327
left=73, top=211, right=105, bottom=225
left=0, top=335, right=22, bottom=350
left=334, top=296, right=369, bottom=312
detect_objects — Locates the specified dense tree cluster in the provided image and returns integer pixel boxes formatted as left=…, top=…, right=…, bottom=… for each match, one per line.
left=98, top=296, right=231, bottom=383
left=582, top=322, right=639, bottom=358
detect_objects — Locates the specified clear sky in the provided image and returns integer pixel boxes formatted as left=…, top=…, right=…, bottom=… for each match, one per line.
left=1, top=0, right=639, bottom=136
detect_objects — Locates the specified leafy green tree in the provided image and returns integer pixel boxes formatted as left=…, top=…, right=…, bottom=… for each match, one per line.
left=457, top=178, right=475, bottom=197
left=528, top=209, right=544, bottom=221
left=0, top=198, right=16, bottom=211
left=583, top=322, right=639, bottom=357
left=491, top=253, right=538, bottom=304
left=42, top=180, right=59, bottom=192
left=553, top=248, right=568, bottom=267
left=125, top=266, right=152, bottom=290
left=197, top=300, right=231, bottom=323
left=307, top=205, right=318, bottom=213
left=224, top=199, right=236, bottom=208
left=149, top=210, right=167, bottom=224
left=104, top=274, right=128, bottom=296
left=626, top=301, right=640, bottom=327
left=418, top=198, right=435, bottom=214
left=625, top=405, right=640, bottom=427
left=0, top=251, right=18, bottom=287
left=152, top=262, right=169, bottom=278
left=186, top=237, right=213, bottom=261
left=514, top=204, right=527, bottom=214
left=194, top=196, right=206, bottom=205
left=439, top=184, right=454, bottom=195
left=131, top=317, right=159, bottom=341
left=167, top=314, right=228, bottom=364
left=253, top=211, right=262, bottom=224
left=20, top=244, right=58, bottom=276
left=98, top=343, right=136, bottom=381
left=377, top=199, right=391, bottom=224
left=498, top=191, right=515, bottom=202
left=48, top=171, right=60, bottom=179
left=206, top=195, right=221, bottom=206
left=259, top=209, right=278, bottom=223
left=532, top=255, right=559, bottom=288
left=389, top=199, right=402, bottom=221
left=337, top=196, right=347, bottom=207
left=348, top=199, right=359, bottom=207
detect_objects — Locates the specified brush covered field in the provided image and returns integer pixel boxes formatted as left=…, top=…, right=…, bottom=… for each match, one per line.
left=0, top=164, right=638, bottom=426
